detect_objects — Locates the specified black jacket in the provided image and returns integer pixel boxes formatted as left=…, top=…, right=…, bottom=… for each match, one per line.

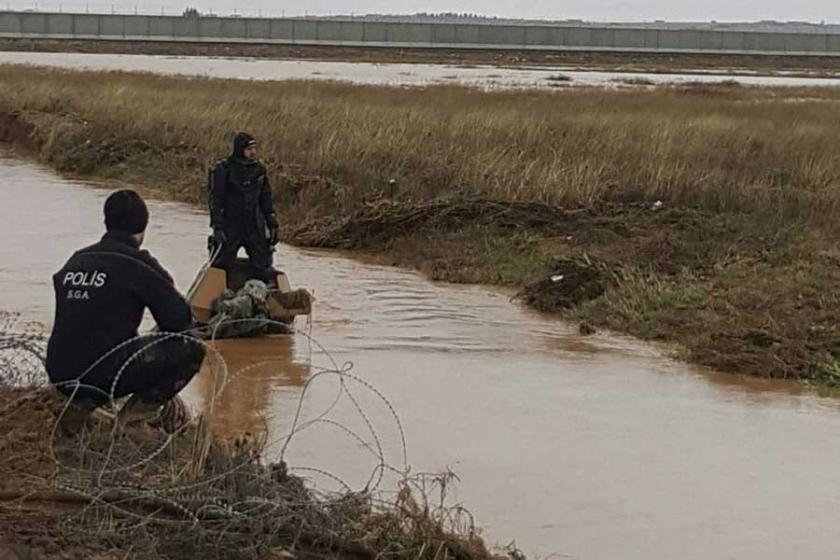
left=46, top=231, right=194, bottom=383
left=210, top=157, right=278, bottom=234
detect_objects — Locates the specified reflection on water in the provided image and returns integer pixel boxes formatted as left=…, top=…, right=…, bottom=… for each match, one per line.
left=4, top=153, right=840, bottom=559
left=198, top=337, right=311, bottom=440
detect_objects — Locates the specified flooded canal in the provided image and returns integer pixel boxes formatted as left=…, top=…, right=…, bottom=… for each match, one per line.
left=2, top=153, right=840, bottom=558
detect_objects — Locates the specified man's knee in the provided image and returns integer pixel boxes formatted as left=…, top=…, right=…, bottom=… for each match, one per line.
left=181, top=338, right=206, bottom=370
left=141, top=336, right=204, bottom=378
left=169, top=338, right=205, bottom=390
left=136, top=339, right=205, bottom=405
left=160, top=335, right=205, bottom=369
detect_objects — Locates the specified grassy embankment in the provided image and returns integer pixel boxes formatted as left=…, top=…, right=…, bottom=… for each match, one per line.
left=2, top=66, right=840, bottom=382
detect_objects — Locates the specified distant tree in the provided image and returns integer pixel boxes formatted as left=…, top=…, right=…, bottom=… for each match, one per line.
left=182, top=7, right=199, bottom=17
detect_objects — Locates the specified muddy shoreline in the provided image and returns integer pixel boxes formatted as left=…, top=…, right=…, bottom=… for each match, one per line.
left=1, top=66, right=839, bottom=383
left=0, top=383, right=495, bottom=560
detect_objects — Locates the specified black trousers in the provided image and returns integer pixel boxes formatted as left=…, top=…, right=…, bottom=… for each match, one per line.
left=213, top=230, right=272, bottom=270
left=54, top=334, right=206, bottom=408
left=212, top=228, right=275, bottom=285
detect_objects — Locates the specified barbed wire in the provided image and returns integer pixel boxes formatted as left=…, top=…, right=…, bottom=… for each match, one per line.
left=0, top=310, right=500, bottom=559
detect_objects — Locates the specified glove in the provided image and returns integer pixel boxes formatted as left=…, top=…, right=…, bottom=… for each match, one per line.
left=211, top=227, right=227, bottom=247
left=268, top=225, right=280, bottom=246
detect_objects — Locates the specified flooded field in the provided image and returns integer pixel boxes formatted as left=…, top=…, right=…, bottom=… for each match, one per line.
left=1, top=50, right=840, bottom=89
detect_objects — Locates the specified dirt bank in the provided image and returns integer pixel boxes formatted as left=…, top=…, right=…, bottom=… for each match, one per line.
left=1, top=67, right=839, bottom=382
left=4, top=38, right=840, bottom=78
left=0, top=381, right=499, bottom=560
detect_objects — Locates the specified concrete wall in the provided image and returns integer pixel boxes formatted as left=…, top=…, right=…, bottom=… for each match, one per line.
left=2, top=11, right=840, bottom=55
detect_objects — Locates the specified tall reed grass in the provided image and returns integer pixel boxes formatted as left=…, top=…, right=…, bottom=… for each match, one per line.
left=2, top=66, right=840, bottom=226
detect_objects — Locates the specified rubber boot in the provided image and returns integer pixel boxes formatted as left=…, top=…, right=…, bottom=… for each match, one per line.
left=117, top=394, right=162, bottom=441
left=149, top=395, right=191, bottom=434
left=57, top=399, right=96, bottom=437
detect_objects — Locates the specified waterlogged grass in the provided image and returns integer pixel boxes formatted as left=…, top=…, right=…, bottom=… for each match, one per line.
left=811, top=361, right=840, bottom=388
left=483, top=230, right=556, bottom=285
left=382, top=225, right=555, bottom=285
left=573, top=268, right=710, bottom=340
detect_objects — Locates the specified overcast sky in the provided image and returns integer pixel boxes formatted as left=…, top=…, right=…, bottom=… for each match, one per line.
left=10, top=0, right=840, bottom=22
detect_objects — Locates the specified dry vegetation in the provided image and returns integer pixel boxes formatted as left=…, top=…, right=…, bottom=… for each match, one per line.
left=3, top=67, right=840, bottom=218
left=2, top=65, right=840, bottom=380
left=0, top=316, right=501, bottom=560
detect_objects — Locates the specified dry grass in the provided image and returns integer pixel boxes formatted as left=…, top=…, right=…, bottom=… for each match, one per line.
left=2, top=66, right=840, bottom=228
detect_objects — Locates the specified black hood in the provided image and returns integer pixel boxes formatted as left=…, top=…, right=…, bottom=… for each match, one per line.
left=232, top=132, right=256, bottom=159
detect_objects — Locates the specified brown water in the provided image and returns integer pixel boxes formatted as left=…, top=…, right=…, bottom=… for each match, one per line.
left=3, top=153, right=840, bottom=558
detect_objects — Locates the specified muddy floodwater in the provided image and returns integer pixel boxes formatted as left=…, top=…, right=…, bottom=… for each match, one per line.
left=3, top=153, right=840, bottom=558
left=2, top=51, right=840, bottom=89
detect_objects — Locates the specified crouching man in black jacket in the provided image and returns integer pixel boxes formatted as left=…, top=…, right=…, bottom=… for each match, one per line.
left=46, top=190, right=205, bottom=435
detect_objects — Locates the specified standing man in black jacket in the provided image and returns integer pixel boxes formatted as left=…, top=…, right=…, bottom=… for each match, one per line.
left=209, top=132, right=280, bottom=286
left=46, top=190, right=205, bottom=433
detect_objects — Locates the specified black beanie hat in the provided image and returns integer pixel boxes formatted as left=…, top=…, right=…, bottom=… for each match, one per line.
left=232, top=132, right=256, bottom=158
left=104, top=189, right=149, bottom=234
